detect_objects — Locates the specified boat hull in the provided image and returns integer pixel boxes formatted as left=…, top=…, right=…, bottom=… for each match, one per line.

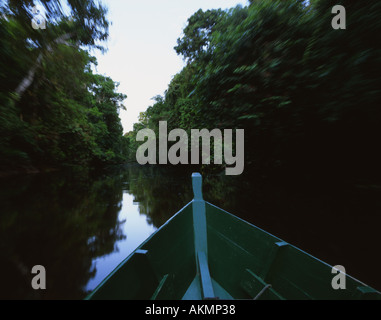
left=86, top=200, right=380, bottom=300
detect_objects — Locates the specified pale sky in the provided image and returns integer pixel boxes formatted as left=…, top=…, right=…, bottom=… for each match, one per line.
left=93, top=0, right=249, bottom=133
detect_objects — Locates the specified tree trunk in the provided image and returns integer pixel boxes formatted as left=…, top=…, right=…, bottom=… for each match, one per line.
left=14, top=33, right=75, bottom=100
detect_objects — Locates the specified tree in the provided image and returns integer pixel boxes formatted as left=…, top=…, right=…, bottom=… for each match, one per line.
left=1, top=0, right=109, bottom=100
left=175, top=9, right=226, bottom=64
left=131, top=0, right=381, bottom=183
left=0, top=0, right=128, bottom=171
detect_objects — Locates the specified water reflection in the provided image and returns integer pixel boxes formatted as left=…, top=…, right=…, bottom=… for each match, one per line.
left=0, top=165, right=194, bottom=299
left=85, top=192, right=156, bottom=292
left=0, top=164, right=380, bottom=299
left=0, top=167, right=127, bottom=299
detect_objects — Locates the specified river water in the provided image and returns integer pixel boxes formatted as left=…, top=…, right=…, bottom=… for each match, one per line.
left=0, top=164, right=380, bottom=299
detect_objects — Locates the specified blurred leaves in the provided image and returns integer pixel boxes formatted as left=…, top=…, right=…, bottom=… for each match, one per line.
left=0, top=0, right=128, bottom=170
left=129, top=0, right=381, bottom=183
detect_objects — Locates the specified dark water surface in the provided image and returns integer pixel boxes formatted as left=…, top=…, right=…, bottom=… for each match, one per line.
left=0, top=165, right=380, bottom=299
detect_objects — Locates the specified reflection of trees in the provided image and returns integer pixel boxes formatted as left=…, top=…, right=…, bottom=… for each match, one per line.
left=126, top=165, right=193, bottom=228
left=0, top=167, right=125, bottom=300
left=125, top=165, right=252, bottom=229
left=2, top=164, right=379, bottom=299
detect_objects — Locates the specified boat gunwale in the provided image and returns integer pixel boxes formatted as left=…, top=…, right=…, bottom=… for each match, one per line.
left=205, top=201, right=374, bottom=290
left=85, top=201, right=194, bottom=300
left=86, top=191, right=381, bottom=299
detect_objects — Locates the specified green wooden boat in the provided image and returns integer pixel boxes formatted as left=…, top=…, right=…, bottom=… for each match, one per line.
left=86, top=173, right=380, bottom=300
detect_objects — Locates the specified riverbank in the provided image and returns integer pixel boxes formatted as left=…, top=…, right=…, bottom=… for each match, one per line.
left=0, top=164, right=61, bottom=178
left=0, top=161, right=141, bottom=179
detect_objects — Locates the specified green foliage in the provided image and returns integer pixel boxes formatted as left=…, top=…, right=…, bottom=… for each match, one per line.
left=174, top=9, right=227, bottom=63
left=0, top=0, right=128, bottom=170
left=131, top=0, right=381, bottom=182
